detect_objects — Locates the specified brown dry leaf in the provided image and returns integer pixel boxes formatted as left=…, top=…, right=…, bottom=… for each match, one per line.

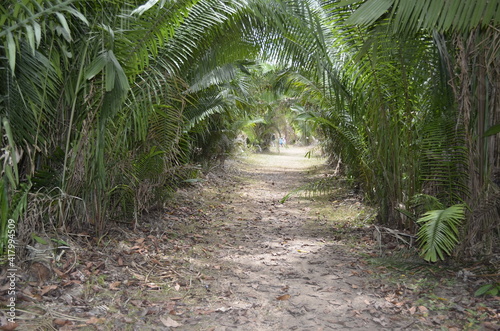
left=276, top=294, right=291, bottom=301
left=418, top=306, right=429, bottom=314
left=131, top=272, right=145, bottom=281
left=109, top=281, right=121, bottom=291
left=145, top=283, right=161, bottom=290
left=61, top=280, right=81, bottom=287
left=394, top=301, right=405, bottom=307
left=130, top=300, right=143, bottom=307
left=0, top=321, right=18, bottom=331
left=482, top=322, right=500, bottom=330
left=40, top=284, right=58, bottom=296
left=52, top=267, right=65, bottom=277
left=160, top=316, right=182, bottom=328
left=86, top=317, right=105, bottom=325
left=197, top=309, right=215, bottom=315
left=53, top=318, right=70, bottom=326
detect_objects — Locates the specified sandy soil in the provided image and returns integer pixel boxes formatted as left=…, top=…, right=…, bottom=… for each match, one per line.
left=162, top=146, right=420, bottom=330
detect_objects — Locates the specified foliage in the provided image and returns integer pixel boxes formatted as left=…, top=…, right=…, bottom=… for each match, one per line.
left=333, top=0, right=500, bottom=257
left=474, top=283, right=500, bottom=297
left=0, top=117, right=29, bottom=255
left=416, top=204, right=466, bottom=262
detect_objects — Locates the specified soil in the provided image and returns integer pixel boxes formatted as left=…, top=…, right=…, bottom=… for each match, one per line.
left=2, top=146, right=499, bottom=330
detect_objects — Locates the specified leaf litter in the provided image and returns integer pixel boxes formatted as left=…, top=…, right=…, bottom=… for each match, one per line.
left=1, top=147, right=498, bottom=330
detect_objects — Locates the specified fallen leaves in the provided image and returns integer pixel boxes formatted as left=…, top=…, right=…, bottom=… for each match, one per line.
left=276, top=294, right=291, bottom=301
left=160, top=316, right=183, bottom=328
left=40, top=284, right=58, bottom=296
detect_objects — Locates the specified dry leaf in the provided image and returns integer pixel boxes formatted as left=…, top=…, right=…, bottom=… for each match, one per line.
left=0, top=321, right=18, bottom=331
left=418, top=306, right=429, bottom=314
left=131, top=272, right=145, bottom=281
left=160, top=316, right=182, bottom=328
left=117, top=256, right=124, bottom=266
left=53, top=318, right=70, bottom=326
left=52, top=267, right=65, bottom=277
left=109, top=281, right=121, bottom=291
left=276, top=294, right=291, bottom=301
left=409, top=306, right=417, bottom=315
left=40, top=284, right=58, bottom=296
left=86, top=317, right=104, bottom=325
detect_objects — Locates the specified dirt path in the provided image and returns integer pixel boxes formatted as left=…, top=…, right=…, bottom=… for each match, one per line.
left=12, top=146, right=498, bottom=330
left=167, top=147, right=416, bottom=330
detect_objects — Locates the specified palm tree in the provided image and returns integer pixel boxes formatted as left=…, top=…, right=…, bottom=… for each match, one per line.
left=0, top=0, right=350, bottom=253
left=334, top=0, right=500, bottom=257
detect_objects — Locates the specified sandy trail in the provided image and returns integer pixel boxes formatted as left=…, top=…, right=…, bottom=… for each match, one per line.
left=13, top=146, right=496, bottom=330
left=174, top=146, right=416, bottom=330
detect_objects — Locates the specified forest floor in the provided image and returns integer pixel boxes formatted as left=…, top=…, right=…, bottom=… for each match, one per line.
left=3, top=146, right=500, bottom=330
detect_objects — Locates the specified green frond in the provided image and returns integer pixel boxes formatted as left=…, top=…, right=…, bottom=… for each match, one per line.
left=417, top=204, right=466, bottom=262
left=340, top=0, right=500, bottom=34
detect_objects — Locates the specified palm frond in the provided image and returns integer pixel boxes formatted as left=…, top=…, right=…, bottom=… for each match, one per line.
left=417, top=204, right=466, bottom=262
left=340, top=0, right=500, bottom=33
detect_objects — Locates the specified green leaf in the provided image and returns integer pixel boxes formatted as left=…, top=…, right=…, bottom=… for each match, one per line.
left=105, top=56, right=116, bottom=91
left=337, top=0, right=362, bottom=6
left=51, top=238, right=70, bottom=246
left=417, top=204, right=465, bottom=262
left=55, top=12, right=71, bottom=41
left=25, top=24, right=35, bottom=54
left=33, top=21, right=41, bottom=47
left=6, top=31, right=16, bottom=73
left=484, top=123, right=500, bottom=137
left=31, top=234, right=49, bottom=245
left=108, top=50, right=130, bottom=91
left=345, top=0, right=393, bottom=26
left=63, top=7, right=89, bottom=25
left=131, top=0, right=160, bottom=16
left=474, top=283, right=499, bottom=297
left=85, top=53, right=108, bottom=80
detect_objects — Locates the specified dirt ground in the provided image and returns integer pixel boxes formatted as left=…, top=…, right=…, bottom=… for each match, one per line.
left=2, top=146, right=499, bottom=330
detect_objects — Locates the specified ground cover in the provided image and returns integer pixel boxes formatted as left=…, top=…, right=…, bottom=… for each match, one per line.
left=1, top=147, right=498, bottom=330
